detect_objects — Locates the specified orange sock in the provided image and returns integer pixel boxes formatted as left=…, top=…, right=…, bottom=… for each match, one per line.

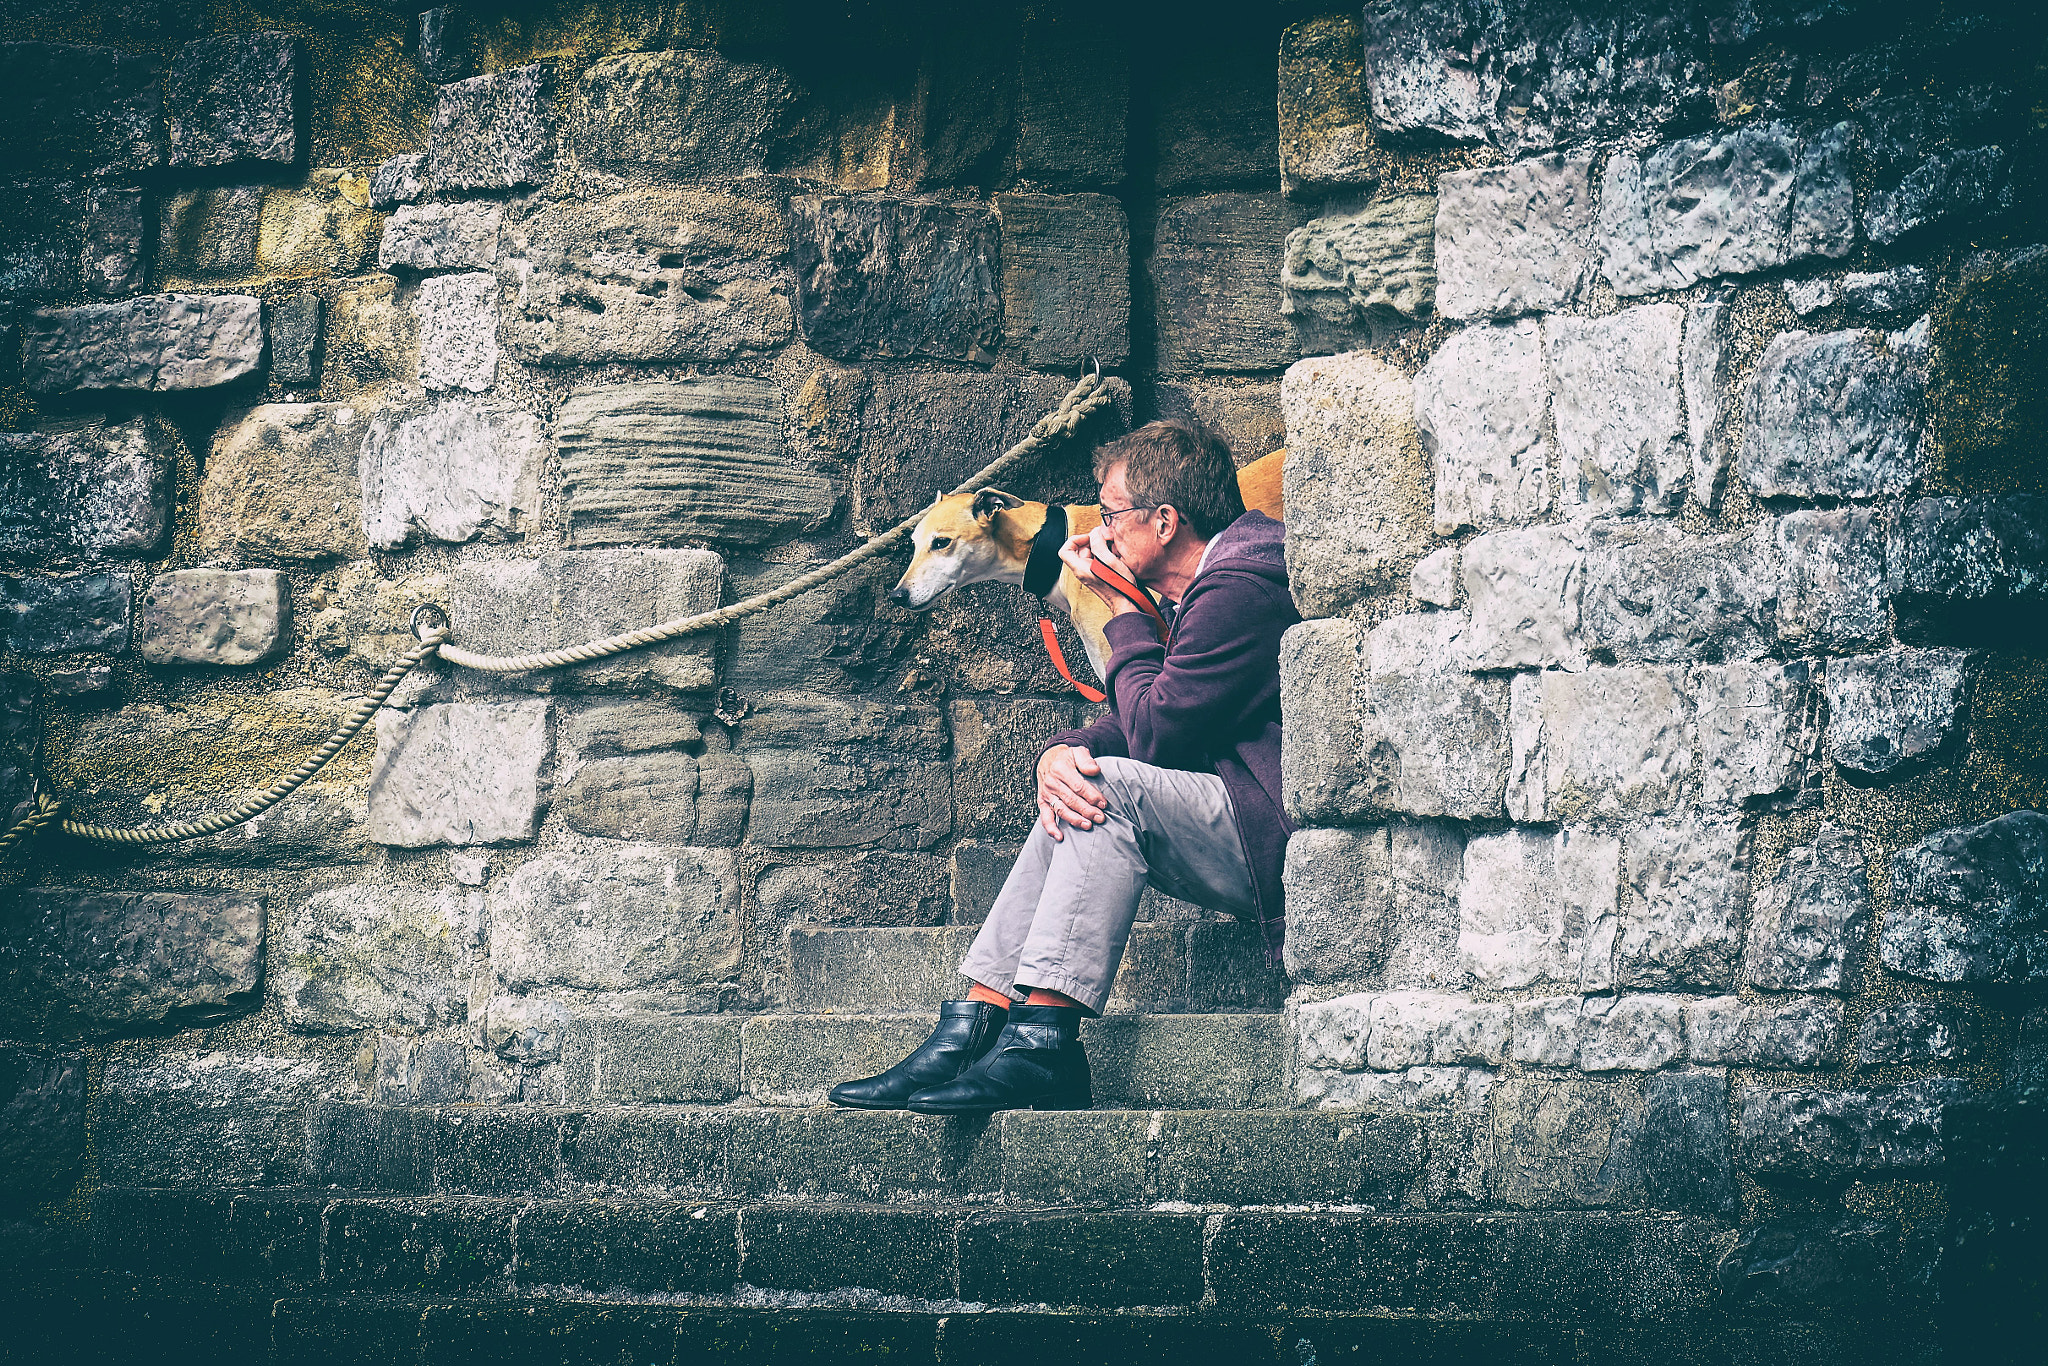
left=1024, top=987, right=1085, bottom=1009
left=966, top=982, right=1014, bottom=1010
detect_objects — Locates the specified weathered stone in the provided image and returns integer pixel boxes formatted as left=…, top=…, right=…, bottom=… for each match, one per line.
left=994, top=193, right=1129, bottom=368
left=23, top=293, right=262, bottom=394
left=1738, top=1078, right=1969, bottom=1178
left=491, top=847, right=742, bottom=994
left=1360, top=612, right=1513, bottom=819
left=1460, top=827, right=1621, bottom=992
left=500, top=187, right=792, bottom=365
left=1277, top=14, right=1376, bottom=196
left=1740, top=327, right=1928, bottom=500
left=165, top=32, right=298, bottom=168
left=0, top=671, right=36, bottom=831
left=135, top=569, right=290, bottom=666
left=1152, top=194, right=1300, bottom=373
left=482, top=996, right=567, bottom=1062
left=1774, top=508, right=1886, bottom=651
left=325, top=274, right=416, bottom=394
left=430, top=62, right=553, bottom=191
left=1410, top=546, right=1459, bottom=608
left=414, top=272, right=498, bottom=393
left=99, top=1050, right=345, bottom=1186
left=1581, top=522, right=1776, bottom=665
left=1599, top=121, right=1854, bottom=296
left=1783, top=277, right=1837, bottom=316
left=1153, top=381, right=1285, bottom=466
left=153, top=184, right=263, bottom=281
left=1881, top=810, right=2047, bottom=986
left=1486, top=1075, right=1644, bottom=1208
left=1867, top=146, right=2011, bottom=246
left=1364, top=992, right=1510, bottom=1069
left=1824, top=648, right=1975, bottom=776
left=1684, top=996, right=1841, bottom=1067
left=1282, top=194, right=1436, bottom=350
left=1280, top=350, right=1434, bottom=616
left=0, top=888, right=264, bottom=1034
left=447, top=550, right=722, bottom=696
left=1382, top=821, right=1469, bottom=993
left=1511, top=994, right=1590, bottom=1067
left=1857, top=1002, right=1976, bottom=1067
left=253, top=169, right=382, bottom=280
left=724, top=560, right=920, bottom=695
left=1616, top=815, right=1750, bottom=990
left=0, top=179, right=90, bottom=298
left=1152, top=26, right=1279, bottom=193
left=369, top=152, right=430, bottom=209
left=359, top=394, right=541, bottom=550
left=277, top=884, right=482, bottom=1033
left=1457, top=524, right=1584, bottom=670
left=414, top=6, right=469, bottom=83
left=1282, top=827, right=1390, bottom=985
left=757, top=852, right=951, bottom=929
left=1014, top=5, right=1126, bottom=185
left=1578, top=995, right=1684, bottom=1072
left=299, top=565, right=449, bottom=675
left=1745, top=824, right=1868, bottom=992
left=1547, top=303, right=1687, bottom=517
left=568, top=49, right=796, bottom=181
left=1296, top=1063, right=1494, bottom=1113
left=0, top=572, right=129, bottom=654
left=0, top=417, right=172, bottom=561
left=0, top=1046, right=84, bottom=1205
left=82, top=186, right=147, bottom=296
left=1416, top=320, right=1551, bottom=533
left=0, top=42, right=164, bottom=179
left=949, top=698, right=1075, bottom=841
left=1433, top=154, right=1597, bottom=320
left=1837, top=266, right=1933, bottom=318
left=1278, top=619, right=1369, bottom=826
left=269, top=290, right=321, bottom=387
left=1889, top=496, right=2048, bottom=618
left=789, top=196, right=998, bottom=362
left=739, top=693, right=950, bottom=851
left=377, top=201, right=500, bottom=273
left=1507, top=666, right=1691, bottom=822
left=365, top=700, right=550, bottom=848
left=1641, top=1070, right=1735, bottom=1215
left=556, top=377, right=830, bottom=548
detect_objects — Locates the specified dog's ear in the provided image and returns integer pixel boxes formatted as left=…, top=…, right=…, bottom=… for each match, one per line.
left=971, top=487, right=1025, bottom=524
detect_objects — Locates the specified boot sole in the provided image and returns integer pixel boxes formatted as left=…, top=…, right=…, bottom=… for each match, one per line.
left=905, top=1092, right=1092, bottom=1116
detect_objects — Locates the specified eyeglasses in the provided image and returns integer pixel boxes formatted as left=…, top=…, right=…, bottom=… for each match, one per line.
left=1098, top=504, right=1159, bottom=527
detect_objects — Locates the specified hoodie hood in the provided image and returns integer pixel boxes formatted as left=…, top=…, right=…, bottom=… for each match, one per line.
left=1197, top=509, right=1288, bottom=583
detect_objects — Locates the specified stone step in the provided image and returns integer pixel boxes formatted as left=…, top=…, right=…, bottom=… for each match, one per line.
left=558, top=1010, right=1288, bottom=1109
left=307, top=1103, right=1449, bottom=1205
left=784, top=922, right=1287, bottom=1015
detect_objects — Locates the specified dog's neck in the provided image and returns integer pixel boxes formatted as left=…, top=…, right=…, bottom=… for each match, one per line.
left=990, top=503, right=1081, bottom=612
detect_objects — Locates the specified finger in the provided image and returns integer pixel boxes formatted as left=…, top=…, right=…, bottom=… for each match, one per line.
left=1057, top=542, right=1096, bottom=579
left=1071, top=748, right=1101, bottom=774
left=1047, top=769, right=1105, bottom=809
left=1040, top=801, right=1063, bottom=841
left=1050, top=781, right=1105, bottom=821
left=1052, top=795, right=1097, bottom=829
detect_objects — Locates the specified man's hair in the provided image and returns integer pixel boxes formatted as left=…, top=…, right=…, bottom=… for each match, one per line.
left=1091, top=420, right=1245, bottom=541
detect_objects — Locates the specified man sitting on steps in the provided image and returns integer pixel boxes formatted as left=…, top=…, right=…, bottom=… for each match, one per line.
left=830, top=419, right=1300, bottom=1115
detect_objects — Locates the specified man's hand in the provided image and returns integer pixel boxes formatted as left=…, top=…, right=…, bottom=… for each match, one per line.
left=1037, top=744, right=1108, bottom=840
left=1057, top=529, right=1143, bottom=615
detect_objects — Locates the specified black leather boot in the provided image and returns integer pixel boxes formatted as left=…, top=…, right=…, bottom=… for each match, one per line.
left=904, top=1003, right=1091, bottom=1114
left=827, top=1000, right=1008, bottom=1109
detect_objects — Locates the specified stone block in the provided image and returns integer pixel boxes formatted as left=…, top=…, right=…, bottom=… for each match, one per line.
left=0, top=417, right=173, bottom=561
left=277, top=883, right=481, bottom=1033
left=1740, top=326, right=1927, bottom=500
left=0, top=42, right=164, bottom=179
left=1366, top=992, right=1511, bottom=1069
left=1694, top=659, right=1822, bottom=808
left=1, top=1046, right=85, bottom=1206
left=1509, top=995, right=1588, bottom=1067
left=0, top=179, right=90, bottom=299
left=949, top=842, right=1018, bottom=925
left=0, top=571, right=129, bottom=655
left=1000, top=1109, right=1148, bottom=1206
left=1281, top=193, right=1436, bottom=348
left=500, top=187, right=791, bottom=364
left=556, top=377, right=830, bottom=548
left=519, top=1200, right=737, bottom=1294
left=269, top=290, right=321, bottom=387
left=1640, top=1070, right=1735, bottom=1215
left=1857, top=1002, right=1976, bottom=1067
left=1738, top=1078, right=1969, bottom=1178
left=326, top=274, right=416, bottom=393
left=1506, top=666, right=1692, bottom=823
left=430, top=62, right=553, bottom=191
left=1411, top=546, right=1459, bottom=608
left=325, top=1199, right=516, bottom=1291
left=1789, top=120, right=1857, bottom=260
left=1684, top=299, right=1730, bottom=507
left=561, top=1016, right=742, bottom=1106
left=1155, top=1109, right=1425, bottom=1206
left=1277, top=14, right=1376, bottom=196
left=742, top=1206, right=958, bottom=1298
left=1382, top=821, right=1469, bottom=992
left=727, top=1106, right=993, bottom=1201
left=82, top=186, right=147, bottom=297
left=783, top=926, right=977, bottom=1011
left=1360, top=612, right=1513, bottom=819
left=165, top=32, right=299, bottom=168
left=359, top=394, right=541, bottom=550
left=738, top=1015, right=932, bottom=1108
left=567, top=49, right=796, bottom=181
left=994, top=193, right=1128, bottom=367
left=1577, top=995, right=1684, bottom=1072
left=789, top=196, right=998, bottom=362
left=1616, top=815, right=1750, bottom=991
left=1279, top=350, right=1434, bottom=617
left=1745, top=823, right=1869, bottom=992
left=492, top=847, right=741, bottom=994
left=413, top=273, right=498, bottom=392
left=1434, top=154, right=1597, bottom=320
left=135, top=569, right=290, bottom=666
left=197, top=404, right=366, bottom=562
left=1415, top=319, right=1552, bottom=533
left=1, top=671, right=35, bottom=831
left=1296, top=1064, right=1495, bottom=1112
left=1684, top=996, right=1841, bottom=1067
left=948, top=697, right=1075, bottom=840
left=1824, top=648, right=1974, bottom=776
left=1083, top=1013, right=1287, bottom=1109
left=369, top=152, right=430, bottom=209
left=365, top=700, right=550, bottom=848
left=962, top=1211, right=1202, bottom=1308
left=553, top=752, right=696, bottom=844
left=1283, top=828, right=1390, bottom=986
left=1867, top=146, right=2012, bottom=246
left=1152, top=193, right=1299, bottom=373
left=739, top=693, right=951, bottom=851
left=23, top=293, right=262, bottom=394
left=1889, top=496, right=2048, bottom=624
left=156, top=184, right=262, bottom=279
left=98, top=1050, right=343, bottom=1187
left=1836, top=266, right=1933, bottom=319
left=1881, top=810, right=2047, bottom=986
left=1296, top=992, right=1374, bottom=1072
left=1486, top=1075, right=1644, bottom=1208
left=1546, top=303, right=1687, bottom=517
left=1774, top=508, right=1886, bottom=651
left=1278, top=619, right=1368, bottom=825
left=254, top=169, right=383, bottom=280
left=1153, top=381, right=1285, bottom=466
left=1581, top=522, right=1776, bottom=665
left=1457, top=524, right=1585, bottom=671
left=724, top=560, right=920, bottom=695
left=1460, top=827, right=1621, bottom=993
left=1152, top=26, right=1279, bottom=192
left=1, top=888, right=264, bottom=1035
left=1014, top=6, right=1127, bottom=185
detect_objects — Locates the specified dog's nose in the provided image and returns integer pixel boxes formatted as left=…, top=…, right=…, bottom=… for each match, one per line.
left=888, top=587, right=909, bottom=605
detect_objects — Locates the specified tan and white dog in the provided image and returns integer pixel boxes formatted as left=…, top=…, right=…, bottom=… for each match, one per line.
left=889, top=449, right=1286, bottom=683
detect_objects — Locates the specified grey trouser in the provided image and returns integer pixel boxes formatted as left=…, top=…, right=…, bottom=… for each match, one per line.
left=957, top=755, right=1258, bottom=1015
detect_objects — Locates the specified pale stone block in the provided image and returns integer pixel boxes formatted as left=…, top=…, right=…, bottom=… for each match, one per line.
left=1278, top=619, right=1371, bottom=826
left=1511, top=995, right=1588, bottom=1067
left=1295, top=991, right=1373, bottom=1071
left=1415, top=319, right=1551, bottom=534
left=1283, top=827, right=1392, bottom=985
left=1433, top=154, right=1596, bottom=320
left=1459, top=827, right=1620, bottom=992
left=1823, top=648, right=1975, bottom=777
left=1744, top=823, right=1870, bottom=992
left=1365, top=991, right=1510, bottom=1069
left=490, top=846, right=743, bottom=994
left=1411, top=545, right=1459, bottom=608
left=359, top=394, right=544, bottom=551
left=1506, top=666, right=1692, bottom=823
left=1683, top=299, right=1730, bottom=509
left=1361, top=612, right=1512, bottom=819
left=1881, top=810, right=2048, bottom=987
left=1617, top=815, right=1751, bottom=991
left=1740, top=327, right=1927, bottom=501
left=1297, top=1064, right=1495, bottom=1112
left=1578, top=994, right=1684, bottom=1072
left=415, top=272, right=499, bottom=392
left=135, top=568, right=290, bottom=666
left=1580, top=521, right=1777, bottom=665
left=1694, top=659, right=1822, bottom=808
left=277, top=884, right=483, bottom=1033
left=1774, top=508, right=1887, bottom=651
left=1546, top=303, right=1687, bottom=518
left=1456, top=523, right=1586, bottom=671
left=379, top=200, right=501, bottom=272
left=365, top=700, right=550, bottom=848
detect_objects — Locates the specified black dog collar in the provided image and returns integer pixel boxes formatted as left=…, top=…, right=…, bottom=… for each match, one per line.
left=1023, top=503, right=1067, bottom=599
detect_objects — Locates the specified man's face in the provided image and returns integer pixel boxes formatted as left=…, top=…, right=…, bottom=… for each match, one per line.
left=1098, top=465, right=1168, bottom=583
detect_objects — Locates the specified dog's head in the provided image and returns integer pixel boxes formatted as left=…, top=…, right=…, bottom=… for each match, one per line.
left=890, top=487, right=1030, bottom=610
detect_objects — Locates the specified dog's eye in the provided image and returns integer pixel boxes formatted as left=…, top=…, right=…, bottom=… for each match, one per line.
left=930, top=537, right=952, bottom=550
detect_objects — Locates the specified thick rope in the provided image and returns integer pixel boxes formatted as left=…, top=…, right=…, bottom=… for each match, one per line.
left=2, top=372, right=1114, bottom=855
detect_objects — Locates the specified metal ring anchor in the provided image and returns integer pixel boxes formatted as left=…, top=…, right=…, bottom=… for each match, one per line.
left=1084, top=356, right=1101, bottom=380
left=409, top=602, right=451, bottom=642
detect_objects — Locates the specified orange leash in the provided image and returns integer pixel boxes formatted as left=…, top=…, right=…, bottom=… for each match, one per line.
left=1038, top=562, right=1169, bottom=704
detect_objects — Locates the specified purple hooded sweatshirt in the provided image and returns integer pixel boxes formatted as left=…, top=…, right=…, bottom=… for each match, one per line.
left=1038, top=509, right=1300, bottom=966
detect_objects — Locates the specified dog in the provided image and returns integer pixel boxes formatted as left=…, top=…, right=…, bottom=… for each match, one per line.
left=889, top=449, right=1286, bottom=683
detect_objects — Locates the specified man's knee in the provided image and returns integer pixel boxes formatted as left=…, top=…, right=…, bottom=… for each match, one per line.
left=1089, top=755, right=1160, bottom=815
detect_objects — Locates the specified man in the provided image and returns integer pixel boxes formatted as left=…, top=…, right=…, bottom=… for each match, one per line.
left=830, top=420, right=1299, bottom=1114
